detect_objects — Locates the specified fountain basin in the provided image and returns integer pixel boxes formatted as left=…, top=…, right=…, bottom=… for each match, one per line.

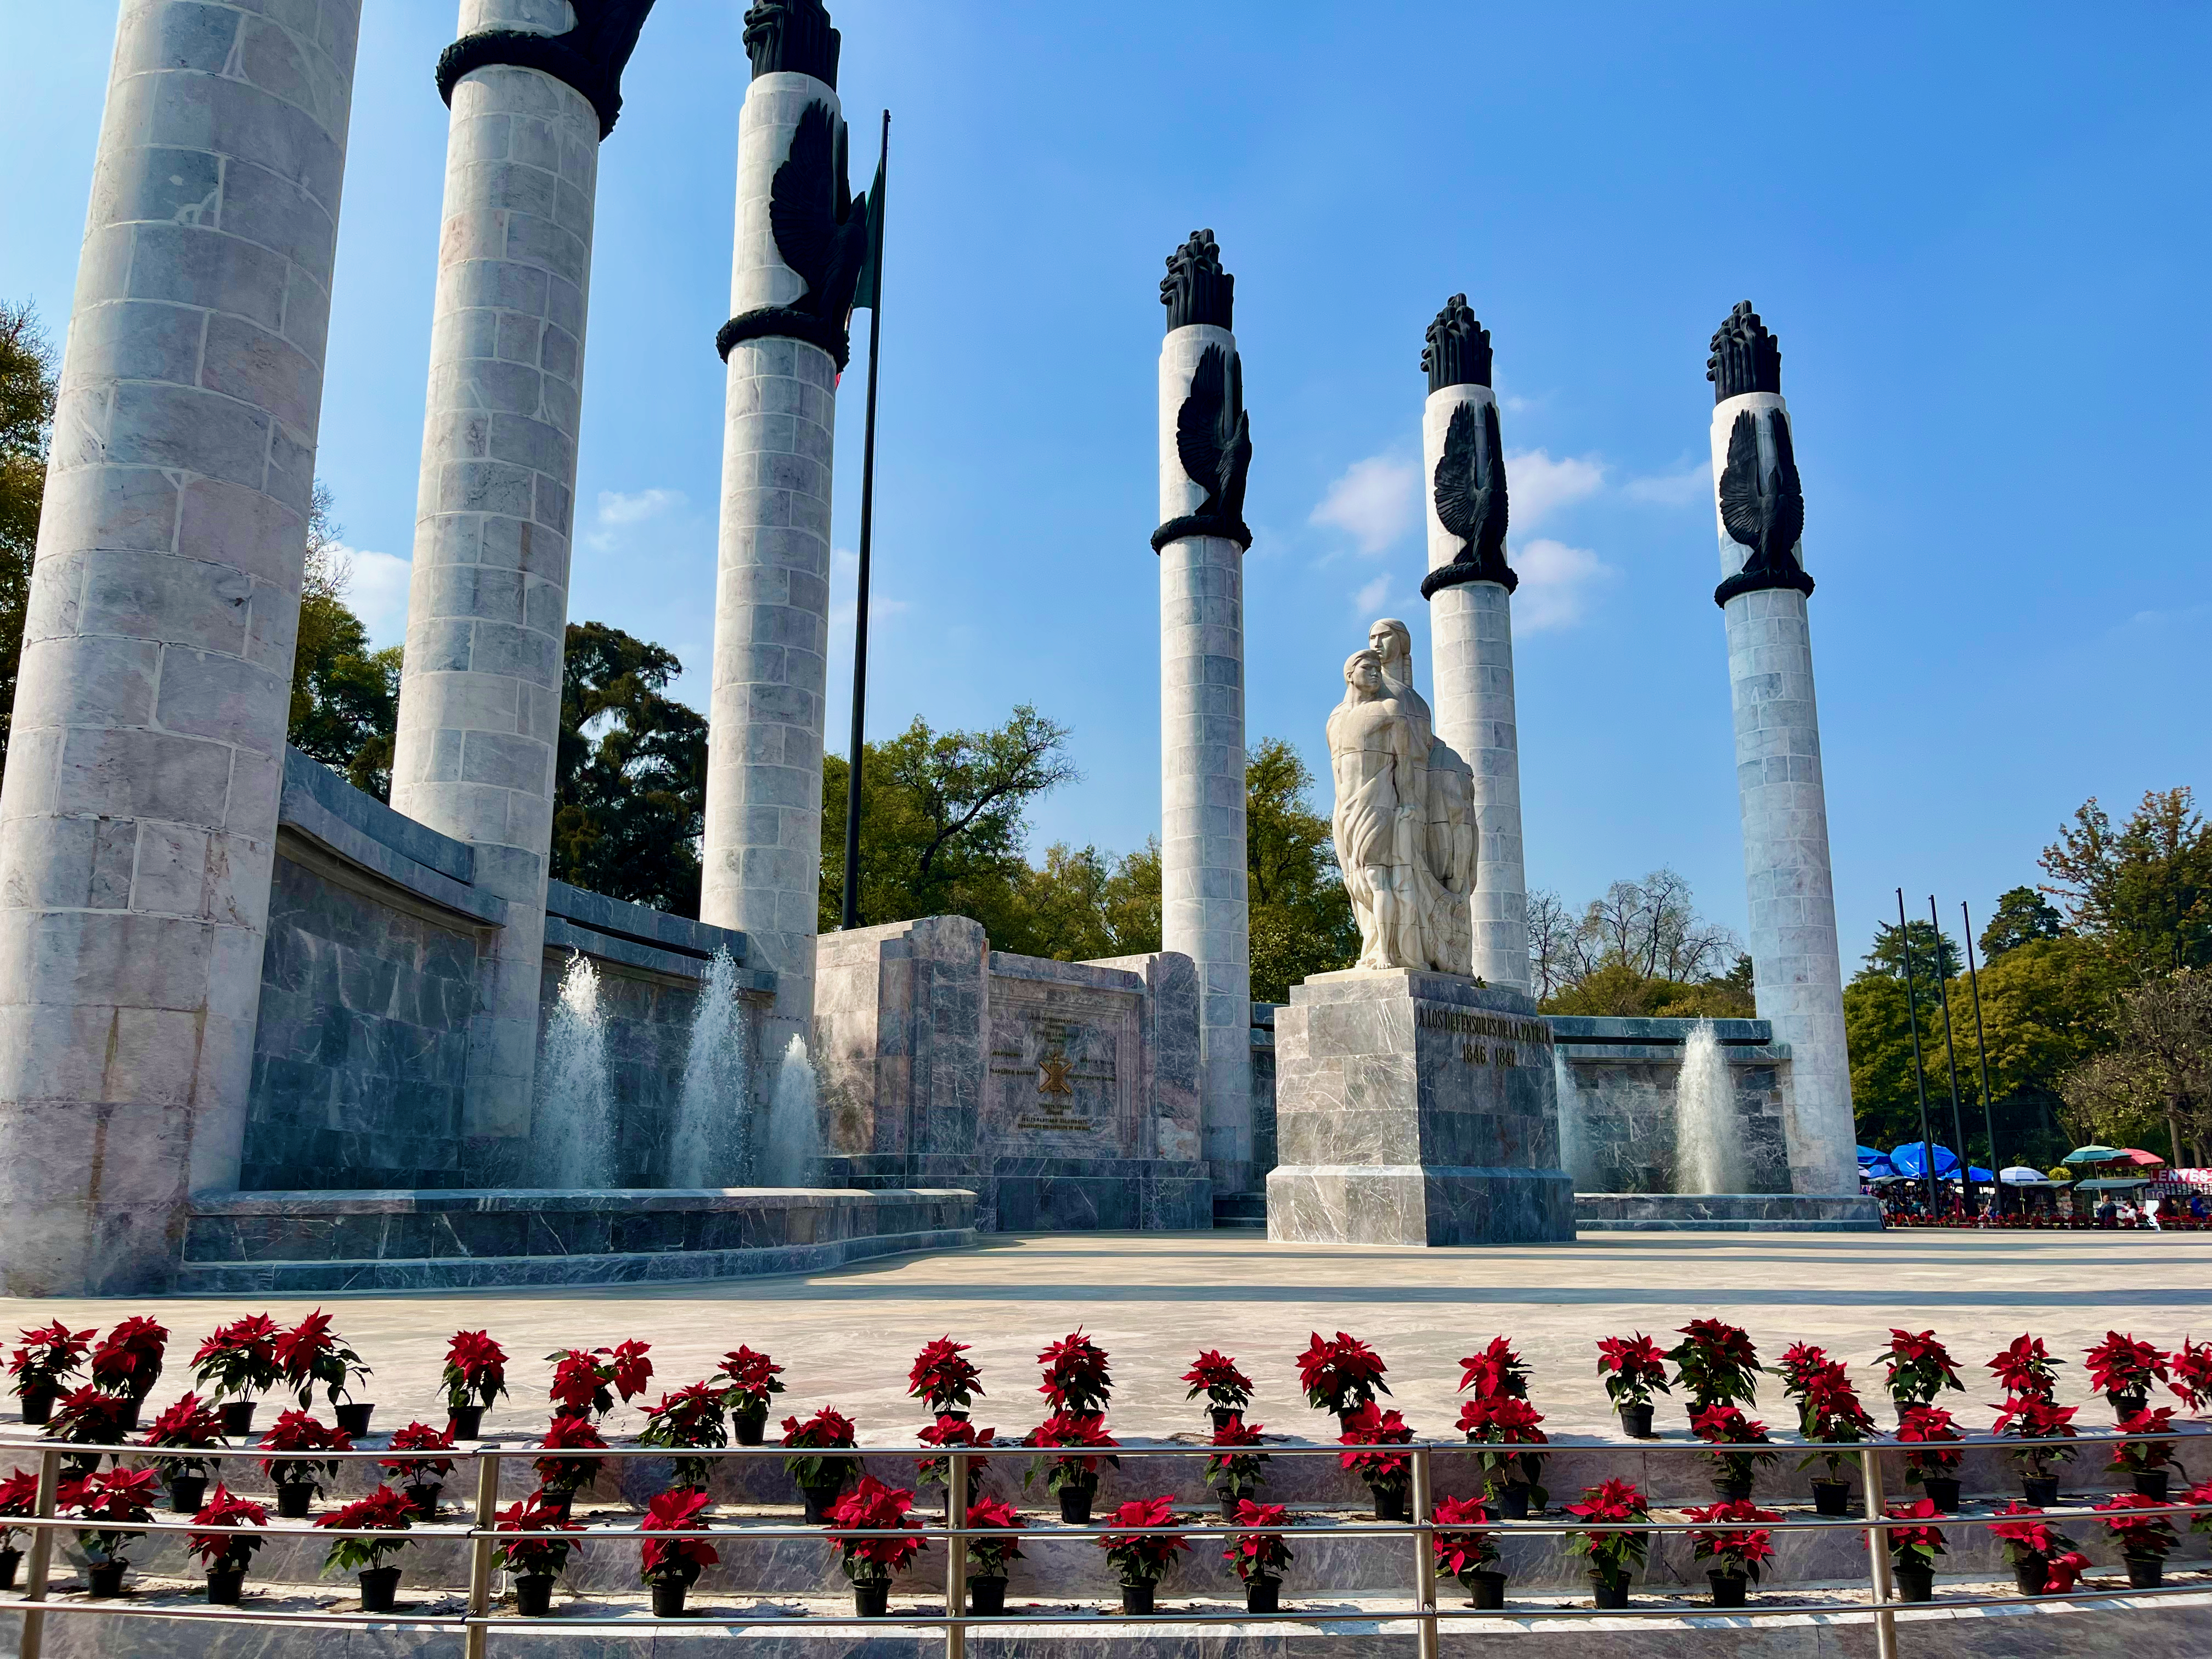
left=178, top=1187, right=978, bottom=1293
left=1574, top=1192, right=1880, bottom=1231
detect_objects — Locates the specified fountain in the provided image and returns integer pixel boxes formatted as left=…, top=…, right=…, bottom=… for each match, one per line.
left=537, top=952, right=615, bottom=1187
left=760, top=1034, right=823, bottom=1188
left=1674, top=1018, right=1746, bottom=1194
left=667, top=947, right=752, bottom=1187
left=1553, top=1049, right=1598, bottom=1191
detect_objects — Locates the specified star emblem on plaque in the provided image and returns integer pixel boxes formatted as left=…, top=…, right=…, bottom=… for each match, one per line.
left=1037, top=1055, right=1075, bottom=1097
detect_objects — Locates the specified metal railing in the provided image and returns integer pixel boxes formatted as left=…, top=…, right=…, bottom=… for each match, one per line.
left=1, top=1427, right=2205, bottom=1658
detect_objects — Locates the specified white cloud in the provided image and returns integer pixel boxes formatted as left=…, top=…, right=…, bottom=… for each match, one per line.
left=1626, top=461, right=1712, bottom=507
left=828, top=545, right=911, bottom=634
left=1505, top=450, right=1606, bottom=529
left=1513, top=538, right=1613, bottom=631
left=1311, top=455, right=1419, bottom=555
left=1352, top=573, right=1392, bottom=615
left=587, top=487, right=686, bottom=550
left=337, top=545, right=412, bottom=650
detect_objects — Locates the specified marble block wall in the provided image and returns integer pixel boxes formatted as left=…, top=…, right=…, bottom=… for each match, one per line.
left=816, top=915, right=1211, bottom=1229
left=1548, top=1017, right=1793, bottom=1195
left=1267, top=970, right=1575, bottom=1246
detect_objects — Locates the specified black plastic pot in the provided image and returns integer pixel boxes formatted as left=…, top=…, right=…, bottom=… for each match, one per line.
left=275, top=1483, right=315, bottom=1520
left=169, top=1475, right=208, bottom=1515
left=88, top=1561, right=127, bottom=1598
left=1245, top=1575, right=1280, bottom=1613
left=651, top=1580, right=688, bottom=1618
left=1617, top=1404, right=1654, bottom=1440
left=2133, top=1469, right=2170, bottom=1502
left=733, top=1404, right=767, bottom=1446
left=219, top=1401, right=257, bottom=1439
left=540, top=1488, right=575, bottom=1522
left=1210, top=1406, right=1238, bottom=1432
left=1494, top=1483, right=1530, bottom=1520
left=1374, top=1487, right=1408, bottom=1523
left=20, top=1387, right=55, bottom=1426
left=448, top=1404, right=486, bottom=1440
left=1709, top=1572, right=1748, bottom=1608
left=1464, top=1569, right=1506, bottom=1610
left=1810, top=1479, right=1852, bottom=1516
left=516, top=1575, right=556, bottom=1617
left=2126, top=1554, right=2163, bottom=1589
left=1058, top=1486, right=1094, bottom=1525
left=117, top=1400, right=142, bottom=1431
left=1893, top=1562, right=1933, bottom=1602
left=335, top=1403, right=376, bottom=1437
left=359, top=1567, right=400, bottom=1613
left=2108, top=1391, right=2148, bottom=1420
left=1590, top=1573, right=1630, bottom=1610
left=2022, top=1476, right=2059, bottom=1507
left=1921, top=1476, right=1960, bottom=1514
left=854, top=1582, right=890, bottom=1617
left=801, top=1481, right=845, bottom=1525
left=0, top=1550, right=19, bottom=1592
left=2014, top=1558, right=2048, bottom=1596
left=206, top=1569, right=243, bottom=1605
left=1715, top=1476, right=1754, bottom=1503
left=1122, top=1581, right=1156, bottom=1615
left=404, top=1483, right=442, bottom=1518
left=969, top=1577, right=1007, bottom=1616
left=1218, top=1489, right=1242, bottom=1521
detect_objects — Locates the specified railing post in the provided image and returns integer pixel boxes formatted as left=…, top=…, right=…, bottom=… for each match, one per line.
left=16, top=1447, right=59, bottom=1659
left=1859, top=1446, right=1898, bottom=1659
left=464, top=1448, right=502, bottom=1659
left=1412, top=1443, right=1438, bottom=1659
left=945, top=1451, right=968, bottom=1659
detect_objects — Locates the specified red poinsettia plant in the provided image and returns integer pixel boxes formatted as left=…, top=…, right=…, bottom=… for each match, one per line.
left=963, top=1496, right=1026, bottom=1578
left=1457, top=1394, right=1548, bottom=1508
left=2097, top=1493, right=2177, bottom=1560
left=1990, top=1394, right=2078, bottom=1477
left=827, top=1476, right=929, bottom=1584
left=780, top=1406, right=860, bottom=1490
left=1988, top=1335, right=2064, bottom=1402
left=1595, top=1334, right=1672, bottom=1410
left=1881, top=1498, right=1945, bottom=1571
left=1457, top=1337, right=1531, bottom=1402
left=546, top=1342, right=652, bottom=1419
left=916, top=1414, right=995, bottom=1505
left=1182, top=1350, right=1254, bottom=1413
left=1224, top=1498, right=1295, bottom=1582
left=1884, top=1330, right=1964, bottom=1411
left=2189, top=1478, right=2212, bottom=1541
left=0, top=1469, right=38, bottom=1550
left=381, top=1422, right=458, bottom=1488
left=715, top=1346, right=786, bottom=1415
left=8, top=1322, right=93, bottom=1400
left=185, top=1486, right=268, bottom=1575
left=1098, top=1495, right=1188, bottom=1586
left=533, top=1414, right=608, bottom=1496
left=1668, top=1319, right=1760, bottom=1410
left=1204, top=1414, right=1271, bottom=1502
left=442, top=1331, right=509, bottom=1412
left=139, top=1395, right=227, bottom=1481
left=1692, top=1406, right=1779, bottom=1492
left=1037, top=1330, right=1113, bottom=1415
left=1564, top=1479, right=1650, bottom=1584
left=1338, top=1402, right=1415, bottom=1499
left=1685, top=1499, right=1781, bottom=1582
left=1793, top=1361, right=1876, bottom=1482
left=2085, top=1332, right=2170, bottom=1402
left=316, top=1485, right=415, bottom=1574
left=61, top=1466, right=159, bottom=1566
left=2170, top=1339, right=2212, bottom=1413
left=1776, top=1342, right=1835, bottom=1400
left=1297, top=1331, right=1390, bottom=1416
left=1023, top=1410, right=1119, bottom=1497
left=191, top=1315, right=281, bottom=1404
left=2108, top=1407, right=2179, bottom=1475
left=1430, top=1494, right=1499, bottom=1580
left=48, top=1385, right=138, bottom=1455
left=257, top=1410, right=354, bottom=1496
left=89, top=1317, right=168, bottom=1403
left=494, top=1494, right=583, bottom=1578
left=1894, top=1405, right=1963, bottom=1482
left=907, top=1338, right=984, bottom=1414
left=640, top=1383, right=729, bottom=1490
left=1989, top=1502, right=2090, bottom=1592
left=639, top=1487, right=718, bottom=1587
left=273, top=1312, right=370, bottom=1410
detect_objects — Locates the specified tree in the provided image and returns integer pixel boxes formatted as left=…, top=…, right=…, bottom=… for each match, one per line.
left=287, top=484, right=400, bottom=799
left=1979, top=885, right=2064, bottom=961
left=551, top=620, right=709, bottom=916
left=1243, top=738, right=1357, bottom=1001
left=0, top=302, right=58, bottom=784
left=2059, top=969, right=2212, bottom=1167
left=1528, top=870, right=1750, bottom=1017
left=1526, top=888, right=1578, bottom=1002
left=2039, top=789, right=2212, bottom=977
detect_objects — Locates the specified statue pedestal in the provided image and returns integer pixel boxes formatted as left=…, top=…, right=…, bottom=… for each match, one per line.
left=1266, top=971, right=1575, bottom=1246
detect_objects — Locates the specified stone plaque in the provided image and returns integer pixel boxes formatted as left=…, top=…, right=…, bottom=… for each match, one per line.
left=986, top=981, right=1141, bottom=1155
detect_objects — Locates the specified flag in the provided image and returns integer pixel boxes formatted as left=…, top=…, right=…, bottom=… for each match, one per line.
left=851, top=129, right=888, bottom=313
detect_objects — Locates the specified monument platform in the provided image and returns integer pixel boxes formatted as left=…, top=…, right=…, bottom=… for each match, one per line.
left=1266, top=971, right=1575, bottom=1246
left=1575, top=1190, right=1882, bottom=1231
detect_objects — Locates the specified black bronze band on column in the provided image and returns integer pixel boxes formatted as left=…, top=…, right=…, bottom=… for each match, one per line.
left=1152, top=230, right=1254, bottom=553
left=436, top=1, right=659, bottom=140
left=1420, top=295, right=1514, bottom=599
left=716, top=93, right=868, bottom=370
left=1709, top=300, right=1814, bottom=608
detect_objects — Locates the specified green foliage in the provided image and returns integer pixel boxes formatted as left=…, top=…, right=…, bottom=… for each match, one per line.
left=1530, top=872, right=1750, bottom=1017
left=550, top=621, right=708, bottom=916
left=1980, top=887, right=2065, bottom=961
left=2040, top=790, right=2212, bottom=977
left=1244, top=738, right=1357, bottom=1001
left=2058, top=968, right=2212, bottom=1165
left=288, top=486, right=400, bottom=799
left=0, top=302, right=58, bottom=784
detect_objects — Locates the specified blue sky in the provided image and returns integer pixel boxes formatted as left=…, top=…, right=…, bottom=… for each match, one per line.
left=6, top=2, right=2207, bottom=966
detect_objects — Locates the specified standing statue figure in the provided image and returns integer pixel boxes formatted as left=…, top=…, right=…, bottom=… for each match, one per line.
left=1327, top=626, right=1479, bottom=976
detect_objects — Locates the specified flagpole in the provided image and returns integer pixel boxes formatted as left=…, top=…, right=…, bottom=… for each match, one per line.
left=1897, top=888, right=1939, bottom=1215
left=839, top=110, right=888, bottom=931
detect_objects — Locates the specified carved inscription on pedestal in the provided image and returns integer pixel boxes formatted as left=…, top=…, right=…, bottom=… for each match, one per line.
left=984, top=982, right=1142, bottom=1154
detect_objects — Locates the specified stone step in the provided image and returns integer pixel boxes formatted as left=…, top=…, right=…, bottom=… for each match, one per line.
left=1213, top=1192, right=1266, bottom=1228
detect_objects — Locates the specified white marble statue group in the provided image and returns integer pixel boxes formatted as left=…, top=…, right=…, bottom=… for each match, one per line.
left=1326, top=620, right=1479, bottom=977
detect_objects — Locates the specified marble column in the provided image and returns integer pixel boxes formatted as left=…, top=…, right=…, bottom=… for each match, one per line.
left=701, top=0, right=856, bottom=1071
left=1706, top=301, right=1856, bottom=1197
left=0, top=1, right=362, bottom=1294
left=391, top=1, right=652, bottom=1176
left=1419, top=297, right=1528, bottom=993
left=1153, top=232, right=1253, bottom=1195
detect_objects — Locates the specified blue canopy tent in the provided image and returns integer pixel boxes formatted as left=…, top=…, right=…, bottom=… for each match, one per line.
left=1888, top=1143, right=1960, bottom=1179
left=1857, top=1146, right=1888, bottom=1164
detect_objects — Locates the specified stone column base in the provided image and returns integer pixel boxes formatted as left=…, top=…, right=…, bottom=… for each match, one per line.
left=1267, top=1164, right=1572, bottom=1246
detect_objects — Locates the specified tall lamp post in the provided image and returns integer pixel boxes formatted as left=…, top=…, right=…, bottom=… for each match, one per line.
left=1930, top=896, right=1974, bottom=1221
left=1961, top=903, right=2004, bottom=1216
left=1897, top=889, right=1940, bottom=1215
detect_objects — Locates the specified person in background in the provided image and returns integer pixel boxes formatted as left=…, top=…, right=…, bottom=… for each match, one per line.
left=2143, top=1195, right=2163, bottom=1232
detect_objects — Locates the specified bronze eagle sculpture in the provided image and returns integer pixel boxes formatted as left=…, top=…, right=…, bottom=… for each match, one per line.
left=1177, top=343, right=1252, bottom=528
left=770, top=100, right=872, bottom=329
